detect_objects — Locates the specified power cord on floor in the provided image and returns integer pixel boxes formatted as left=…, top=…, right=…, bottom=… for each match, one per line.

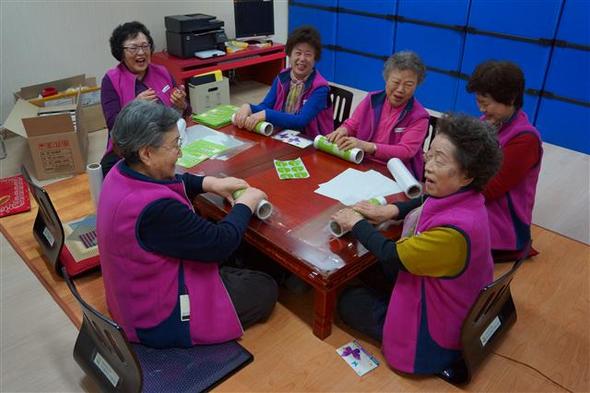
left=492, top=351, right=574, bottom=393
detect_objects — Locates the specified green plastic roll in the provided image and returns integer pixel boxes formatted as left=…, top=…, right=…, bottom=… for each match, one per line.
left=313, top=135, right=364, bottom=164
left=329, top=196, right=387, bottom=238
left=232, top=189, right=273, bottom=220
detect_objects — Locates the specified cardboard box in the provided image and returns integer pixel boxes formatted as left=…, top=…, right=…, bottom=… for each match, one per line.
left=15, top=74, right=106, bottom=133
left=4, top=98, right=89, bottom=180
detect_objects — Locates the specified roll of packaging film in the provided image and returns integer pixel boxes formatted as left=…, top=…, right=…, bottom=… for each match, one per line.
left=177, top=118, right=187, bottom=147
left=386, top=158, right=423, bottom=199
left=313, top=136, right=364, bottom=164
left=233, top=188, right=273, bottom=220
left=86, top=162, right=103, bottom=210
left=231, top=113, right=274, bottom=136
left=329, top=196, right=387, bottom=238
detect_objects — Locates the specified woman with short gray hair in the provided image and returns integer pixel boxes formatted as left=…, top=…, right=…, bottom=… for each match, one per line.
left=98, top=100, right=278, bottom=349
left=326, top=50, right=430, bottom=178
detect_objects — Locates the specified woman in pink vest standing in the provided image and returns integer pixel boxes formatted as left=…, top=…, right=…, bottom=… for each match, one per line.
left=325, top=51, right=430, bottom=179
left=233, top=26, right=333, bottom=138
left=467, top=61, right=543, bottom=262
left=97, top=100, right=277, bottom=348
left=331, top=114, right=502, bottom=375
left=100, top=21, right=190, bottom=176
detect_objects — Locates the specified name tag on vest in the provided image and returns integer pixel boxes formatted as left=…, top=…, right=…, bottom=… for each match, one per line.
left=180, top=294, right=190, bottom=321
left=162, top=84, right=171, bottom=93
left=394, top=127, right=406, bottom=133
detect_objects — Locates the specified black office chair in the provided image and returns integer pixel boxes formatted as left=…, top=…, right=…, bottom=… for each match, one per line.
left=423, top=112, right=441, bottom=153
left=63, top=266, right=254, bottom=393
left=439, top=252, right=526, bottom=385
left=329, top=85, right=354, bottom=129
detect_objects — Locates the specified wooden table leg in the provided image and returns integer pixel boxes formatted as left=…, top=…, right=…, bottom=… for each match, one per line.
left=312, top=288, right=337, bottom=339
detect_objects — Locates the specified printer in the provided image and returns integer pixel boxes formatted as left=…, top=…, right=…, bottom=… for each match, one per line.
left=165, top=14, right=228, bottom=58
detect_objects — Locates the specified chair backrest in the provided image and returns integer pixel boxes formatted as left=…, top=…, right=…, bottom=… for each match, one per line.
left=329, top=85, right=354, bottom=129
left=423, top=110, right=442, bottom=153
left=21, top=165, right=65, bottom=275
left=63, top=266, right=143, bottom=393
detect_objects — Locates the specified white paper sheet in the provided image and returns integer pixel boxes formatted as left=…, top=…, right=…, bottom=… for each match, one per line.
left=314, top=168, right=401, bottom=205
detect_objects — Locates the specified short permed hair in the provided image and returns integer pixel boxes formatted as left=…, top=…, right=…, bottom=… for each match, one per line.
left=286, top=26, right=322, bottom=61
left=109, top=21, right=154, bottom=62
left=383, top=51, right=426, bottom=84
left=435, top=113, right=503, bottom=191
left=467, top=60, right=525, bottom=109
left=112, top=100, right=180, bottom=165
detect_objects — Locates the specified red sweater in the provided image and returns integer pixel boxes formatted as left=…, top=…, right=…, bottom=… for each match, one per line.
left=483, top=133, right=541, bottom=201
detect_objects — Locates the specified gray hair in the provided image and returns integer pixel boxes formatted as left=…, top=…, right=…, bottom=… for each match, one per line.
left=111, top=100, right=180, bottom=164
left=383, top=51, right=426, bottom=84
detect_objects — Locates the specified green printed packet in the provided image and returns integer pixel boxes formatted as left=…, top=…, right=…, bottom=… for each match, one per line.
left=176, top=139, right=228, bottom=168
left=192, top=105, right=239, bottom=128
left=273, top=158, right=310, bottom=180
left=314, top=136, right=355, bottom=161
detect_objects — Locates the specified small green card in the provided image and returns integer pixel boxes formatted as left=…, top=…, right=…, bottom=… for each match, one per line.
left=192, top=105, right=239, bottom=128
left=273, top=158, right=310, bottom=180
left=176, top=139, right=228, bottom=168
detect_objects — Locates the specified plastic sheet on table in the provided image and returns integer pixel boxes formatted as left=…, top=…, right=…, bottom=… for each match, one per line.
left=184, top=124, right=255, bottom=161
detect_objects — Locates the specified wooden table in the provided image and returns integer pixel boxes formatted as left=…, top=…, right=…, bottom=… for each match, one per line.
left=185, top=123, right=403, bottom=338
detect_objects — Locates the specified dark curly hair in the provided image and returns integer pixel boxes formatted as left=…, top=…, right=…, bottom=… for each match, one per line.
left=109, top=21, right=154, bottom=62
left=466, top=60, right=525, bottom=109
left=286, top=26, right=322, bottom=61
left=435, top=113, right=503, bottom=191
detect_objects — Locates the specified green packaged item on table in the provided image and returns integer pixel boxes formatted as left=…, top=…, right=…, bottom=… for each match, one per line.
left=273, top=158, right=310, bottom=180
left=176, top=139, right=228, bottom=168
left=193, top=105, right=239, bottom=129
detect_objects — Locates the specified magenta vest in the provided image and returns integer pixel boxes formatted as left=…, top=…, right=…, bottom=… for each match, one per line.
left=274, top=68, right=334, bottom=138
left=382, top=190, right=494, bottom=374
left=486, top=110, right=543, bottom=251
left=97, top=164, right=243, bottom=345
left=355, top=91, right=429, bottom=179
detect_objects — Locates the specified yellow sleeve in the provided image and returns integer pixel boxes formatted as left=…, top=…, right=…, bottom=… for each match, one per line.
left=396, top=226, right=468, bottom=277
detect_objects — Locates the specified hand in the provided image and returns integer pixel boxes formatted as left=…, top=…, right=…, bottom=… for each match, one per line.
left=244, top=111, right=266, bottom=131
left=331, top=208, right=364, bottom=233
left=235, top=187, right=267, bottom=213
left=352, top=201, right=399, bottom=225
left=170, top=85, right=187, bottom=111
left=136, top=88, right=157, bottom=102
left=325, top=127, right=348, bottom=144
left=202, top=176, right=249, bottom=202
left=234, top=104, right=252, bottom=128
left=336, top=136, right=366, bottom=151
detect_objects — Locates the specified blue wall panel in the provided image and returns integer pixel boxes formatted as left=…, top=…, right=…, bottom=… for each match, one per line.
left=336, top=13, right=395, bottom=57
left=544, top=48, right=590, bottom=103
left=316, top=48, right=336, bottom=81
left=334, top=52, right=385, bottom=92
left=536, top=99, right=590, bottom=154
left=338, top=0, right=396, bottom=14
left=415, top=73, right=459, bottom=113
left=468, top=0, right=562, bottom=39
left=397, top=0, right=469, bottom=25
left=555, top=0, right=590, bottom=45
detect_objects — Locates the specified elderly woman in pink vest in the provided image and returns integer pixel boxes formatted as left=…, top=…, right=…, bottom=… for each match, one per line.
left=467, top=61, right=543, bottom=262
left=331, top=114, right=502, bottom=375
left=233, top=25, right=333, bottom=138
left=326, top=51, right=430, bottom=178
left=100, top=21, right=190, bottom=176
left=97, top=100, right=277, bottom=348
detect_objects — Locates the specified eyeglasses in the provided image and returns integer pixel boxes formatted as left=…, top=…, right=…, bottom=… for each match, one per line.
left=123, top=43, right=151, bottom=55
left=159, top=137, right=183, bottom=152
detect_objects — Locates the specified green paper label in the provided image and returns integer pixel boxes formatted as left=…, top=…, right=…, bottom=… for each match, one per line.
left=315, top=136, right=353, bottom=161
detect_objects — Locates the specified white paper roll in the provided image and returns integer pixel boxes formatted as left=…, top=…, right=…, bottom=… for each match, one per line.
left=233, top=189, right=273, bottom=220
left=329, top=196, right=387, bottom=238
left=386, top=158, right=422, bottom=199
left=231, top=113, right=273, bottom=136
left=86, top=162, right=103, bottom=210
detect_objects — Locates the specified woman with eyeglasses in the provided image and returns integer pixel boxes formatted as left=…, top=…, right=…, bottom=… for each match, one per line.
left=100, top=21, right=190, bottom=176
left=331, top=114, right=502, bottom=376
left=325, top=51, right=430, bottom=178
left=98, top=100, right=278, bottom=349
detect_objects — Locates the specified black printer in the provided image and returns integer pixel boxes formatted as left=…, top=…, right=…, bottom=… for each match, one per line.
left=165, top=14, right=227, bottom=58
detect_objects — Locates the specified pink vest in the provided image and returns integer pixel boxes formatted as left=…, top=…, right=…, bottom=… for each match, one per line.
left=382, top=190, right=494, bottom=374
left=486, top=110, right=543, bottom=251
left=97, top=164, right=242, bottom=345
left=354, top=92, right=429, bottom=179
left=274, top=68, right=334, bottom=138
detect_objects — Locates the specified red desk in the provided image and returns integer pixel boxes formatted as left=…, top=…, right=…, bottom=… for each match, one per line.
left=187, top=124, right=403, bottom=339
left=152, top=44, right=286, bottom=86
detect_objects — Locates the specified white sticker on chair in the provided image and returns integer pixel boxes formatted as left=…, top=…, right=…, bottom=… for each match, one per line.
left=93, top=351, right=120, bottom=387
left=42, top=226, right=55, bottom=247
left=480, top=316, right=502, bottom=346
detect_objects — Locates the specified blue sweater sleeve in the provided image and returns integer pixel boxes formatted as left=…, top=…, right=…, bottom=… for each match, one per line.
left=137, top=198, right=252, bottom=262
left=179, top=173, right=204, bottom=198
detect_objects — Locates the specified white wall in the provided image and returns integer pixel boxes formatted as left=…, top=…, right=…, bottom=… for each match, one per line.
left=0, top=0, right=288, bottom=124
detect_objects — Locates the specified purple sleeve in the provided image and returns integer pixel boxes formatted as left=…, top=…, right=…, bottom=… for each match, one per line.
left=100, top=75, right=121, bottom=131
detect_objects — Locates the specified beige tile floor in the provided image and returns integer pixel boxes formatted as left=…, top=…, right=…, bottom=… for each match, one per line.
left=1, top=80, right=588, bottom=392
